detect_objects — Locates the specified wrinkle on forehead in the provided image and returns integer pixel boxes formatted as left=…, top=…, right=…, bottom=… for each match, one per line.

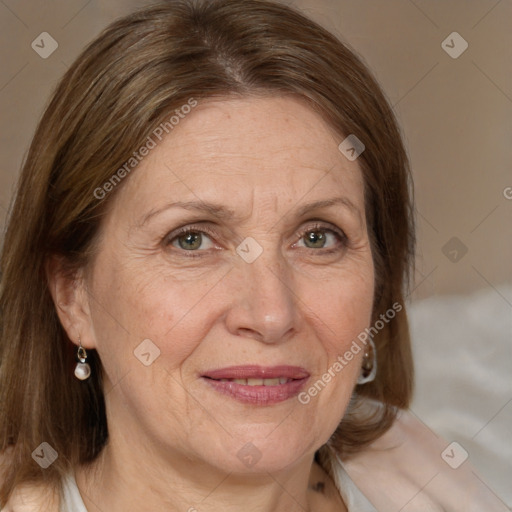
left=108, top=95, right=367, bottom=238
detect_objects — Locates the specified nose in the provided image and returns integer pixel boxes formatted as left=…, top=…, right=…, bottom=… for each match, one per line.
left=225, top=253, right=300, bottom=344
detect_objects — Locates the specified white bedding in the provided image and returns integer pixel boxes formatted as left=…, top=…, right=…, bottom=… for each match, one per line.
left=408, top=284, right=512, bottom=509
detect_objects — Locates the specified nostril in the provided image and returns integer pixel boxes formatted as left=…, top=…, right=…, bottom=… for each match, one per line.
left=237, top=328, right=264, bottom=341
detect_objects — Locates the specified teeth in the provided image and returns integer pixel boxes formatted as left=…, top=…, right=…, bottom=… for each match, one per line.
left=218, top=378, right=291, bottom=386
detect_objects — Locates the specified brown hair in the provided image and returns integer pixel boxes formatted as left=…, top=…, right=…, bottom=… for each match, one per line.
left=0, top=0, right=414, bottom=504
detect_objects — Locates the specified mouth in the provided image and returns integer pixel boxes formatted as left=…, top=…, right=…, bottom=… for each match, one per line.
left=209, top=377, right=293, bottom=386
left=201, top=365, right=310, bottom=405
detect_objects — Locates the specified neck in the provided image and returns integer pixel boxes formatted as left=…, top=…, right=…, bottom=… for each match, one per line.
left=75, top=436, right=323, bottom=512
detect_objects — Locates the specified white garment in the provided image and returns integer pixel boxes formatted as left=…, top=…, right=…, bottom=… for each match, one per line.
left=331, top=460, right=379, bottom=511
left=60, top=474, right=88, bottom=512
left=324, top=408, right=511, bottom=512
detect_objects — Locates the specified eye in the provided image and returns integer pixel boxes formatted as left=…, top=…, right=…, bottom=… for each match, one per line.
left=295, top=223, right=347, bottom=252
left=166, top=226, right=217, bottom=253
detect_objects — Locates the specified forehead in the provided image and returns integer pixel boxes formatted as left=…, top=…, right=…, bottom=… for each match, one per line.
left=112, top=95, right=366, bottom=223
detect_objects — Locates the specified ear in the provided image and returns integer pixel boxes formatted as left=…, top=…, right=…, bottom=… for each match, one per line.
left=46, top=255, right=97, bottom=350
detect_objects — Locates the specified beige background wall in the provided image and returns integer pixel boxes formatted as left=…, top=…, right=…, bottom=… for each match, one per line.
left=0, top=0, right=511, bottom=301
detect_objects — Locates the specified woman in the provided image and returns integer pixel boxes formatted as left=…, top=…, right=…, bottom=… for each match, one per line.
left=0, top=1, right=503, bottom=510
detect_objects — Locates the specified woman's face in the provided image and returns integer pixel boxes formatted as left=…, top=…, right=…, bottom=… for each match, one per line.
left=80, top=95, right=374, bottom=473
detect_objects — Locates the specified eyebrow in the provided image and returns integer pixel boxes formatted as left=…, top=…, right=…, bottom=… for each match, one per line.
left=138, top=201, right=236, bottom=227
left=295, top=197, right=360, bottom=218
left=137, top=196, right=360, bottom=228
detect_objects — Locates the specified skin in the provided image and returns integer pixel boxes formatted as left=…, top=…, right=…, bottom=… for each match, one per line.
left=50, top=95, right=375, bottom=512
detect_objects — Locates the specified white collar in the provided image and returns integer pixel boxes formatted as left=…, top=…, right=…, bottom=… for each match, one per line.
left=60, top=472, right=88, bottom=512
left=324, top=445, right=379, bottom=511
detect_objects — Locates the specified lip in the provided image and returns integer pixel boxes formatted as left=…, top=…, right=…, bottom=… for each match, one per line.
left=202, top=365, right=310, bottom=380
left=201, top=365, right=310, bottom=405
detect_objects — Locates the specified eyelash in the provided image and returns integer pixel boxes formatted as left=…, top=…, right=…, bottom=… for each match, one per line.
left=164, top=222, right=348, bottom=258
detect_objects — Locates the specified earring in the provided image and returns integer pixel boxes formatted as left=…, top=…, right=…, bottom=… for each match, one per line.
left=74, top=337, right=91, bottom=381
left=357, top=337, right=377, bottom=385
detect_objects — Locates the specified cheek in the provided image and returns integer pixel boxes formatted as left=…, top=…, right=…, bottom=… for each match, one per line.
left=297, top=263, right=374, bottom=414
left=87, top=254, right=224, bottom=376
left=303, top=260, right=375, bottom=360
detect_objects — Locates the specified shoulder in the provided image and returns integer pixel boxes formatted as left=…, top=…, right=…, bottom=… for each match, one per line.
left=2, top=482, right=60, bottom=512
left=0, top=449, right=60, bottom=512
left=335, top=408, right=508, bottom=511
left=2, top=484, right=59, bottom=512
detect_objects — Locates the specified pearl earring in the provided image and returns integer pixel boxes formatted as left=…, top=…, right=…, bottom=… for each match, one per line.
left=74, top=337, right=91, bottom=380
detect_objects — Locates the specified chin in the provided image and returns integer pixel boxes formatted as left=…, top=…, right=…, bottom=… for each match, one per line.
left=194, top=429, right=318, bottom=475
